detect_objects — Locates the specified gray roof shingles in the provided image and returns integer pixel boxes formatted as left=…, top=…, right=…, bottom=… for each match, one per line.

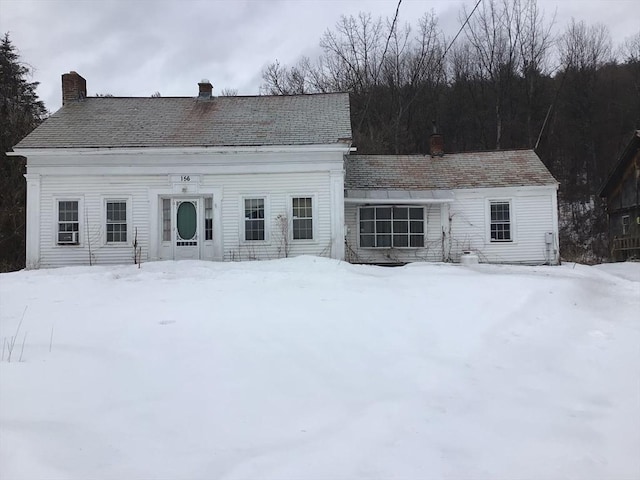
left=15, top=93, right=352, bottom=149
left=346, top=151, right=557, bottom=190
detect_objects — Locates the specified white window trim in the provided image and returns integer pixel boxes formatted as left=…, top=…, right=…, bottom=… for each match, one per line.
left=357, top=205, right=427, bottom=249
left=486, top=198, right=516, bottom=243
left=53, top=196, right=84, bottom=247
left=102, top=196, right=132, bottom=247
left=289, top=194, right=318, bottom=243
left=240, top=195, right=271, bottom=244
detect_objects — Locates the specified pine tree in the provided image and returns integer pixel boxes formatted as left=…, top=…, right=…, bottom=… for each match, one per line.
left=0, top=33, right=48, bottom=271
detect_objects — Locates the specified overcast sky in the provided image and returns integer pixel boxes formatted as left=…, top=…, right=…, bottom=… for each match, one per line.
left=1, top=0, right=637, bottom=112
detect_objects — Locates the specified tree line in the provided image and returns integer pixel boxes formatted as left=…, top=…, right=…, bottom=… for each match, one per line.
left=261, top=0, right=640, bottom=262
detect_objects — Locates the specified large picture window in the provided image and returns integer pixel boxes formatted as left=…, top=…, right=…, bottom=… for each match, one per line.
left=359, top=206, right=424, bottom=248
left=292, top=197, right=313, bottom=240
left=106, top=201, right=127, bottom=243
left=490, top=201, right=512, bottom=241
left=244, top=198, right=265, bottom=241
left=57, top=200, right=79, bottom=245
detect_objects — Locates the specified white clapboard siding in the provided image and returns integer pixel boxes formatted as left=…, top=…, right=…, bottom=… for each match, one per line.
left=39, top=175, right=167, bottom=268
left=37, top=169, right=340, bottom=267
left=199, top=171, right=335, bottom=261
left=344, top=203, right=443, bottom=264
left=449, top=186, right=558, bottom=264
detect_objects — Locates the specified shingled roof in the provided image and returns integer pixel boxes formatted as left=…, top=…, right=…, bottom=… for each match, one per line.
left=346, top=150, right=557, bottom=190
left=15, top=93, right=352, bottom=149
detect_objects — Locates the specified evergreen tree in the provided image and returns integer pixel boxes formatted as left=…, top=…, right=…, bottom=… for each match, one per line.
left=0, top=33, right=48, bottom=271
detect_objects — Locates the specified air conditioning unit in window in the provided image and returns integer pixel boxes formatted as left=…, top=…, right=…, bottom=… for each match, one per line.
left=58, top=231, right=79, bottom=245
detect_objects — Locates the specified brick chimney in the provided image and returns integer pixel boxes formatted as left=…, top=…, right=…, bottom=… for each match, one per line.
left=62, top=71, right=87, bottom=105
left=429, top=121, right=444, bottom=157
left=198, top=79, right=213, bottom=98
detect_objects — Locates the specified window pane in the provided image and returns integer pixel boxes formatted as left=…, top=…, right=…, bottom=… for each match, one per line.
left=410, top=221, right=424, bottom=234
left=409, top=207, right=424, bottom=220
left=162, top=198, right=171, bottom=242
left=205, top=197, right=213, bottom=240
left=393, top=235, right=408, bottom=247
left=245, top=219, right=265, bottom=241
left=106, top=201, right=127, bottom=243
left=393, top=220, right=408, bottom=233
left=376, top=207, right=391, bottom=220
left=490, top=202, right=511, bottom=241
left=360, top=220, right=374, bottom=234
left=293, top=218, right=313, bottom=240
left=360, top=207, right=374, bottom=221
left=293, top=197, right=312, bottom=218
left=59, top=201, right=78, bottom=221
left=58, top=201, right=79, bottom=245
left=107, top=202, right=126, bottom=222
left=378, top=235, right=391, bottom=247
left=376, top=220, right=391, bottom=233
left=410, top=235, right=424, bottom=247
left=491, top=202, right=509, bottom=221
left=360, top=234, right=375, bottom=247
left=393, top=207, right=408, bottom=219
left=245, top=198, right=264, bottom=219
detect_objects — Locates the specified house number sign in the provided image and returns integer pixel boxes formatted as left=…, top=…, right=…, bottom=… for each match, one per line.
left=181, top=175, right=191, bottom=182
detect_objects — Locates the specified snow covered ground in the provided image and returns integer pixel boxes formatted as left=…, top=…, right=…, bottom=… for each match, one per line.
left=1, top=258, right=638, bottom=480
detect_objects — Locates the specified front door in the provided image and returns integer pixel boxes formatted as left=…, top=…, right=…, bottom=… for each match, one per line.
left=175, top=199, right=199, bottom=260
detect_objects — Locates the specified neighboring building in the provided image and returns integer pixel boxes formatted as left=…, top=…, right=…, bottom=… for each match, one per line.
left=599, top=130, right=640, bottom=261
left=11, top=72, right=352, bottom=268
left=345, top=134, right=560, bottom=265
left=11, top=72, right=560, bottom=268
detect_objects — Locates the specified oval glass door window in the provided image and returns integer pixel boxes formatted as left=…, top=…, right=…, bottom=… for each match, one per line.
left=177, top=202, right=197, bottom=240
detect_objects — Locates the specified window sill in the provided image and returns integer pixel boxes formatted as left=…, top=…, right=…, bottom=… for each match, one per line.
left=359, top=246, right=425, bottom=250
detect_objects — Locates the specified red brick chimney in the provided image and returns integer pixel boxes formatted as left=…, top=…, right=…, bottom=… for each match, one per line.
left=198, top=79, right=213, bottom=98
left=62, top=71, right=87, bottom=105
left=429, top=121, right=444, bottom=157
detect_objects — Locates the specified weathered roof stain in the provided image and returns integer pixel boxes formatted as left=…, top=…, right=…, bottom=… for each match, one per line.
left=346, top=151, right=557, bottom=190
left=16, top=93, right=352, bottom=149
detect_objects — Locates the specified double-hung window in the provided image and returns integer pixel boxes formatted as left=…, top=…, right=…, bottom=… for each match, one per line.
left=292, top=197, right=313, bottom=240
left=106, top=201, right=127, bottom=243
left=490, top=201, right=512, bottom=241
left=359, top=206, right=424, bottom=248
left=57, top=200, right=79, bottom=245
left=244, top=198, right=265, bottom=241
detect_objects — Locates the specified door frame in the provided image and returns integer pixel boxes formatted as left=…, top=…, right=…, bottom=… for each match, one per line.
left=149, top=187, right=223, bottom=262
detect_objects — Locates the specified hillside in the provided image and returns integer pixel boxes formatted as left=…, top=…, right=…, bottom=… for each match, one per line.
left=1, top=258, right=638, bottom=479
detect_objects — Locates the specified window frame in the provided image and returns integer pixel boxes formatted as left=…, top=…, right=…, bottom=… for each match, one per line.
left=622, top=215, right=630, bottom=235
left=289, top=195, right=316, bottom=242
left=204, top=196, right=213, bottom=241
left=240, top=195, right=270, bottom=243
left=357, top=205, right=426, bottom=249
left=103, top=198, right=131, bottom=246
left=54, top=197, right=83, bottom=247
left=487, top=199, right=515, bottom=243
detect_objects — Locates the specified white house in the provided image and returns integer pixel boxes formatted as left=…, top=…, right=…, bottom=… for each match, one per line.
left=12, top=72, right=559, bottom=268
left=344, top=136, right=560, bottom=265
left=12, top=72, right=352, bottom=268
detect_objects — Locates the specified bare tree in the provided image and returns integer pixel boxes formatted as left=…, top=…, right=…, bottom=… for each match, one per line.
left=559, top=19, right=612, bottom=71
